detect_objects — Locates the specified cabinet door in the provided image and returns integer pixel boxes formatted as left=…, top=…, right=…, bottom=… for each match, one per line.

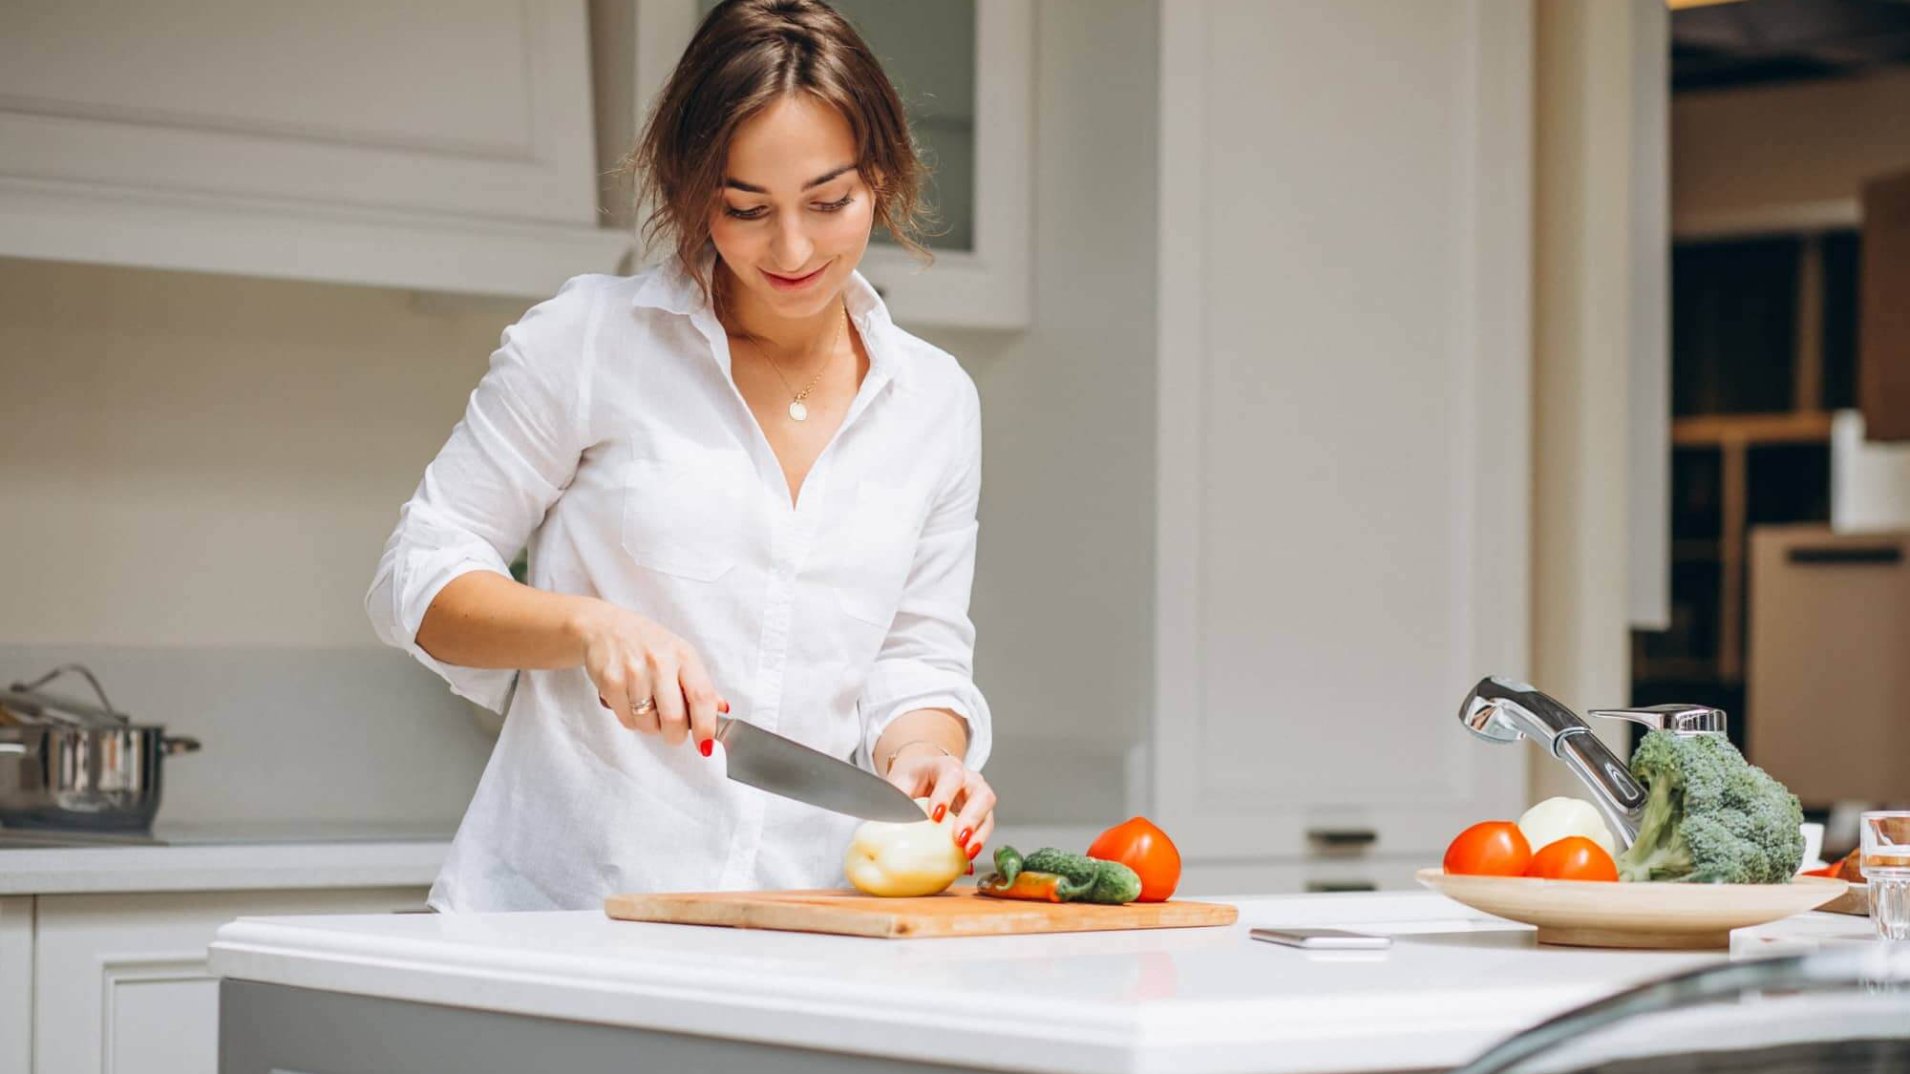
left=1153, top=0, right=1532, bottom=860
left=1, top=898, right=29, bottom=1074
left=34, top=887, right=425, bottom=1074
left=1861, top=168, right=1910, bottom=441
left=0, top=1, right=596, bottom=222
left=0, top=1, right=625, bottom=297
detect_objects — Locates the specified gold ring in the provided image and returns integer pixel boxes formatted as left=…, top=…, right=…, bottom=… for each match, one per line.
left=632, top=695, right=657, bottom=716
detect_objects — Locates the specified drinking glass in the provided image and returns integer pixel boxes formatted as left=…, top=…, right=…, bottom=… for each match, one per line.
left=1861, top=811, right=1910, bottom=941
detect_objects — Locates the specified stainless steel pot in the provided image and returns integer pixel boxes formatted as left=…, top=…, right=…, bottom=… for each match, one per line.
left=0, top=664, right=201, bottom=831
left=0, top=724, right=201, bottom=830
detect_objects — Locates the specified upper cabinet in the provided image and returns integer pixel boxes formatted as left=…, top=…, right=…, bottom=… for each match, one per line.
left=643, top=0, right=1032, bottom=329
left=0, top=0, right=1028, bottom=321
left=0, top=0, right=627, bottom=298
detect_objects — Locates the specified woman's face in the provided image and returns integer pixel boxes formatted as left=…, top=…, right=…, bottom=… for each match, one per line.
left=709, top=93, right=875, bottom=322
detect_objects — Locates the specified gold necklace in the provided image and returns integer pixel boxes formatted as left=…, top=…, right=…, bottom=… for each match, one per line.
left=748, top=304, right=847, bottom=423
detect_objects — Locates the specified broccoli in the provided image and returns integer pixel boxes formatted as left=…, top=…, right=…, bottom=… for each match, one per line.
left=1614, top=730, right=1804, bottom=884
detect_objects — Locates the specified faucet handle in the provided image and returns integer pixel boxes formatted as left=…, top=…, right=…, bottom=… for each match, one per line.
left=1588, top=704, right=1726, bottom=736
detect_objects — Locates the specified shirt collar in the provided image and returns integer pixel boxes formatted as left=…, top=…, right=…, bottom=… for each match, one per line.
left=630, top=248, right=908, bottom=391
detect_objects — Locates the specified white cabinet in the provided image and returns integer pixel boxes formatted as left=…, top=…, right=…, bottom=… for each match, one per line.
left=0, top=0, right=626, bottom=298
left=1, top=898, right=30, bottom=1074
left=634, top=0, right=1032, bottom=329
left=1181, top=856, right=1438, bottom=900
left=31, top=887, right=424, bottom=1074
left=1150, top=1, right=1533, bottom=862
left=0, top=0, right=1026, bottom=319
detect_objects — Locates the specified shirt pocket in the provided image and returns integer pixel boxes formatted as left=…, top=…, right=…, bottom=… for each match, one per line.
left=835, top=478, right=924, bottom=627
left=619, top=454, right=748, bottom=582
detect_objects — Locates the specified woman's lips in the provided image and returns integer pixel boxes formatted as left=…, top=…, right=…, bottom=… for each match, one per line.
left=762, top=264, right=828, bottom=292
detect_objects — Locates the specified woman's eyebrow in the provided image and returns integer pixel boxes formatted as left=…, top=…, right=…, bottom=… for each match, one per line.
left=723, top=164, right=857, bottom=194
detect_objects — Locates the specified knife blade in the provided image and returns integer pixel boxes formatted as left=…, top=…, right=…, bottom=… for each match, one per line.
left=714, top=717, right=926, bottom=822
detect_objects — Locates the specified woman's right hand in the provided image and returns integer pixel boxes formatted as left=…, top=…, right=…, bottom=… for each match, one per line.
left=569, top=599, right=727, bottom=754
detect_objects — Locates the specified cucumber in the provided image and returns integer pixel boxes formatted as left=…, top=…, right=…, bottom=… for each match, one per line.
left=1020, top=847, right=1143, bottom=905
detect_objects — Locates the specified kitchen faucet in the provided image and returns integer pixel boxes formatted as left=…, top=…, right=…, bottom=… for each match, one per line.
left=1457, top=676, right=1727, bottom=851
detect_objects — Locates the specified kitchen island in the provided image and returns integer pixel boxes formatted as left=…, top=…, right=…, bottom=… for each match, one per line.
left=206, top=890, right=1877, bottom=1074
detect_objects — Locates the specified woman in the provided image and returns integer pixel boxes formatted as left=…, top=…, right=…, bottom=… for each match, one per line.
left=366, top=0, right=996, bottom=912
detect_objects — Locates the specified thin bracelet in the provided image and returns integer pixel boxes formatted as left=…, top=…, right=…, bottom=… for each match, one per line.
left=882, top=740, right=957, bottom=777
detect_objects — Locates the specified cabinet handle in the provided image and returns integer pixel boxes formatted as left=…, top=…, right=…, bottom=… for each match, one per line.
left=1306, top=828, right=1377, bottom=849
left=1788, top=545, right=1902, bottom=566
left=1305, top=880, right=1378, bottom=893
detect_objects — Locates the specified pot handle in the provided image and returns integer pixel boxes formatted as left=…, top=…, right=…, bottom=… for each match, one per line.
left=163, top=734, right=203, bottom=756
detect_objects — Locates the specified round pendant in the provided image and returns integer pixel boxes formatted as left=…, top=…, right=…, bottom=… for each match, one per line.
left=788, top=400, right=809, bottom=422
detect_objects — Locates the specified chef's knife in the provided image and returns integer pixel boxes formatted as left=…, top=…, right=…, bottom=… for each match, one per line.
left=714, top=716, right=926, bottom=822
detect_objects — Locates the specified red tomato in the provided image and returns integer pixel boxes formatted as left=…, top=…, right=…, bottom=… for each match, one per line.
left=1443, top=821, right=1532, bottom=877
left=1523, top=836, right=1618, bottom=882
left=1087, top=817, right=1182, bottom=902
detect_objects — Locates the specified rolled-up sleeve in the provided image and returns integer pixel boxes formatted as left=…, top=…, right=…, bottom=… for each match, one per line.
left=856, top=380, right=992, bottom=772
left=365, top=279, right=596, bottom=712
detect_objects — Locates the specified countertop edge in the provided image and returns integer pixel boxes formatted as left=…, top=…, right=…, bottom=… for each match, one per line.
left=0, top=839, right=448, bottom=896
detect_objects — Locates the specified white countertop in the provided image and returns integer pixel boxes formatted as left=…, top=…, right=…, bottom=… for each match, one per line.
left=206, top=890, right=1883, bottom=1074
left=0, top=822, right=451, bottom=895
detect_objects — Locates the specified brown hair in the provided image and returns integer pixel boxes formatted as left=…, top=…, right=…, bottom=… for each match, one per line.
left=627, top=0, right=933, bottom=295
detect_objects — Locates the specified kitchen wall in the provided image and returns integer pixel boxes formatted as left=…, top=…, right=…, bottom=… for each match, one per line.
left=0, top=258, right=518, bottom=826
left=1672, top=66, right=1910, bottom=237
left=0, top=0, right=1158, bottom=829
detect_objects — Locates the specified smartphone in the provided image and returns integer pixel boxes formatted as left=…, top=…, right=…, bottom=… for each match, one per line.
left=1249, top=927, right=1392, bottom=950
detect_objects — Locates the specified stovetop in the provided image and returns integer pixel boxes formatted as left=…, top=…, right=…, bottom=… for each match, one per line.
left=0, top=820, right=456, bottom=849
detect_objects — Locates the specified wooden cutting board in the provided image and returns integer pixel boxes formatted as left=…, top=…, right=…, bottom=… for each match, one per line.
left=603, top=885, right=1239, bottom=939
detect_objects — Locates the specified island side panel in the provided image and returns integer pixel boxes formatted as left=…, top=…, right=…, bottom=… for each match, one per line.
left=218, top=979, right=987, bottom=1074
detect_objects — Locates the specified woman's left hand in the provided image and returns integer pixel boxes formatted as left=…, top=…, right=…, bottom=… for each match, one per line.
left=884, top=744, right=996, bottom=866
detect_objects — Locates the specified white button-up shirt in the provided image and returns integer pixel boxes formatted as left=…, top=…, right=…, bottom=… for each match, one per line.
left=366, top=255, right=991, bottom=912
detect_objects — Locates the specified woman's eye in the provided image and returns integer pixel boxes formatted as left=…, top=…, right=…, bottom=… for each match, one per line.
left=815, top=195, right=854, bottom=213
left=725, top=205, right=768, bottom=220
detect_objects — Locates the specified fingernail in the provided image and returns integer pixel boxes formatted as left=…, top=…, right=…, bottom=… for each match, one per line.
left=957, top=828, right=971, bottom=845
left=719, top=699, right=730, bottom=714
left=932, top=804, right=947, bottom=823
left=967, top=842, right=982, bottom=860
left=599, top=696, right=609, bottom=708
left=966, top=863, right=975, bottom=876
left=698, top=739, right=713, bottom=758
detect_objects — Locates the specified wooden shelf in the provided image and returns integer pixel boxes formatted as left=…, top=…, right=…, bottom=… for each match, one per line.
left=1634, top=656, right=1725, bottom=683
left=1671, top=411, right=1835, bottom=447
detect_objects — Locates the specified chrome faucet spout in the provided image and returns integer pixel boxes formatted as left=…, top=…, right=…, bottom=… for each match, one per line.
left=1457, top=676, right=1652, bottom=849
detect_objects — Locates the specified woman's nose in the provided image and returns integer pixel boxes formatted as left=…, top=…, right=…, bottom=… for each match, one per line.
left=771, top=217, right=813, bottom=271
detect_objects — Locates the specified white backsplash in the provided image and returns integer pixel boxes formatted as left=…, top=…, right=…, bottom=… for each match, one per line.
left=0, top=644, right=493, bottom=829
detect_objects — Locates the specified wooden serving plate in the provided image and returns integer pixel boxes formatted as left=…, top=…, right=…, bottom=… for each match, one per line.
left=605, top=885, right=1238, bottom=939
left=1417, top=868, right=1847, bottom=949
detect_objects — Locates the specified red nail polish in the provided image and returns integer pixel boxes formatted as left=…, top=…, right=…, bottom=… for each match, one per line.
left=966, top=863, right=975, bottom=876
left=932, top=804, right=947, bottom=823
left=957, top=828, right=971, bottom=845
left=698, top=739, right=713, bottom=757
left=719, top=700, right=730, bottom=714
left=967, top=842, right=982, bottom=860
